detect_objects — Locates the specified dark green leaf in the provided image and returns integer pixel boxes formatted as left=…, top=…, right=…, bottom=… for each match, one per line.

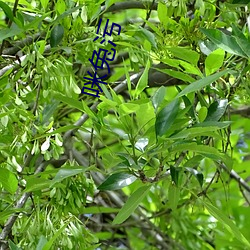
left=170, top=166, right=181, bottom=186
left=50, top=24, right=64, bottom=47
left=98, top=172, right=137, bottom=191
left=155, top=99, right=179, bottom=137
left=200, top=28, right=247, bottom=58
left=112, top=185, right=151, bottom=224
left=0, top=168, right=18, bottom=194
left=232, top=0, right=250, bottom=4
left=205, top=99, right=228, bottom=122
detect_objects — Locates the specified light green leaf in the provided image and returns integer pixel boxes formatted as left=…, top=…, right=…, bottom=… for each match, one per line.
left=198, top=106, right=208, bottom=122
left=112, top=185, right=151, bottom=224
left=53, top=92, right=85, bottom=112
left=168, top=47, right=200, bottom=65
left=119, top=103, right=140, bottom=115
left=51, top=167, right=86, bottom=186
left=0, top=168, right=18, bottom=194
left=36, top=236, right=48, bottom=250
left=24, top=177, right=51, bottom=192
left=80, top=206, right=120, bottom=214
left=168, top=182, right=180, bottom=210
left=134, top=59, right=150, bottom=98
left=42, top=223, right=69, bottom=250
left=203, top=201, right=250, bottom=248
left=205, top=49, right=225, bottom=75
left=158, top=2, right=168, bottom=24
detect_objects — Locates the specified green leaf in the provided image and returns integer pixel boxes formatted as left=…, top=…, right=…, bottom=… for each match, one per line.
left=170, top=126, right=220, bottom=139
left=232, top=0, right=250, bottom=4
left=200, top=28, right=247, bottom=58
left=176, top=70, right=231, bottom=98
left=112, top=185, right=151, bottom=224
left=42, top=223, right=69, bottom=250
left=170, top=166, right=180, bottom=186
left=136, top=27, right=157, bottom=49
left=194, top=121, right=231, bottom=129
left=0, top=1, right=14, bottom=21
left=168, top=47, right=200, bottom=65
left=168, top=182, right=180, bottom=210
left=203, top=201, right=250, bottom=248
left=158, top=2, right=168, bottom=24
left=0, top=25, right=23, bottom=42
left=0, top=209, right=23, bottom=223
left=155, top=99, right=179, bottom=137
left=119, top=103, right=140, bottom=115
left=9, top=241, right=22, bottom=250
left=98, top=172, right=137, bottom=191
left=156, top=67, right=195, bottom=83
left=36, top=236, right=48, bottom=250
left=80, top=206, right=120, bottom=214
left=0, top=168, right=18, bottom=194
left=134, top=59, right=150, bottom=98
left=205, top=99, right=228, bottom=122
left=205, top=49, right=225, bottom=75
left=53, top=92, right=85, bottom=112
left=24, top=177, right=51, bottom=192
left=185, top=167, right=204, bottom=187
left=51, top=166, right=86, bottom=186
left=50, top=24, right=64, bottom=47
left=151, top=86, right=166, bottom=111
left=198, top=106, right=208, bottom=122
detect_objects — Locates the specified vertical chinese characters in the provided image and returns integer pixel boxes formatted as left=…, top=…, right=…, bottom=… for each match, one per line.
left=81, top=19, right=121, bottom=97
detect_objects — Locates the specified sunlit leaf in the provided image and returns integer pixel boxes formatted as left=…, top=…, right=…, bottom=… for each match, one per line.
left=0, top=168, right=18, bottom=194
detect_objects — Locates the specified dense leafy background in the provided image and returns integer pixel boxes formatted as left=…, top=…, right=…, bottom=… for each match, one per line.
left=0, top=0, right=250, bottom=249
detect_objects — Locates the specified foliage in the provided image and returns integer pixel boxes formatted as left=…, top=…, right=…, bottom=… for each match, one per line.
left=1, top=0, right=250, bottom=249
